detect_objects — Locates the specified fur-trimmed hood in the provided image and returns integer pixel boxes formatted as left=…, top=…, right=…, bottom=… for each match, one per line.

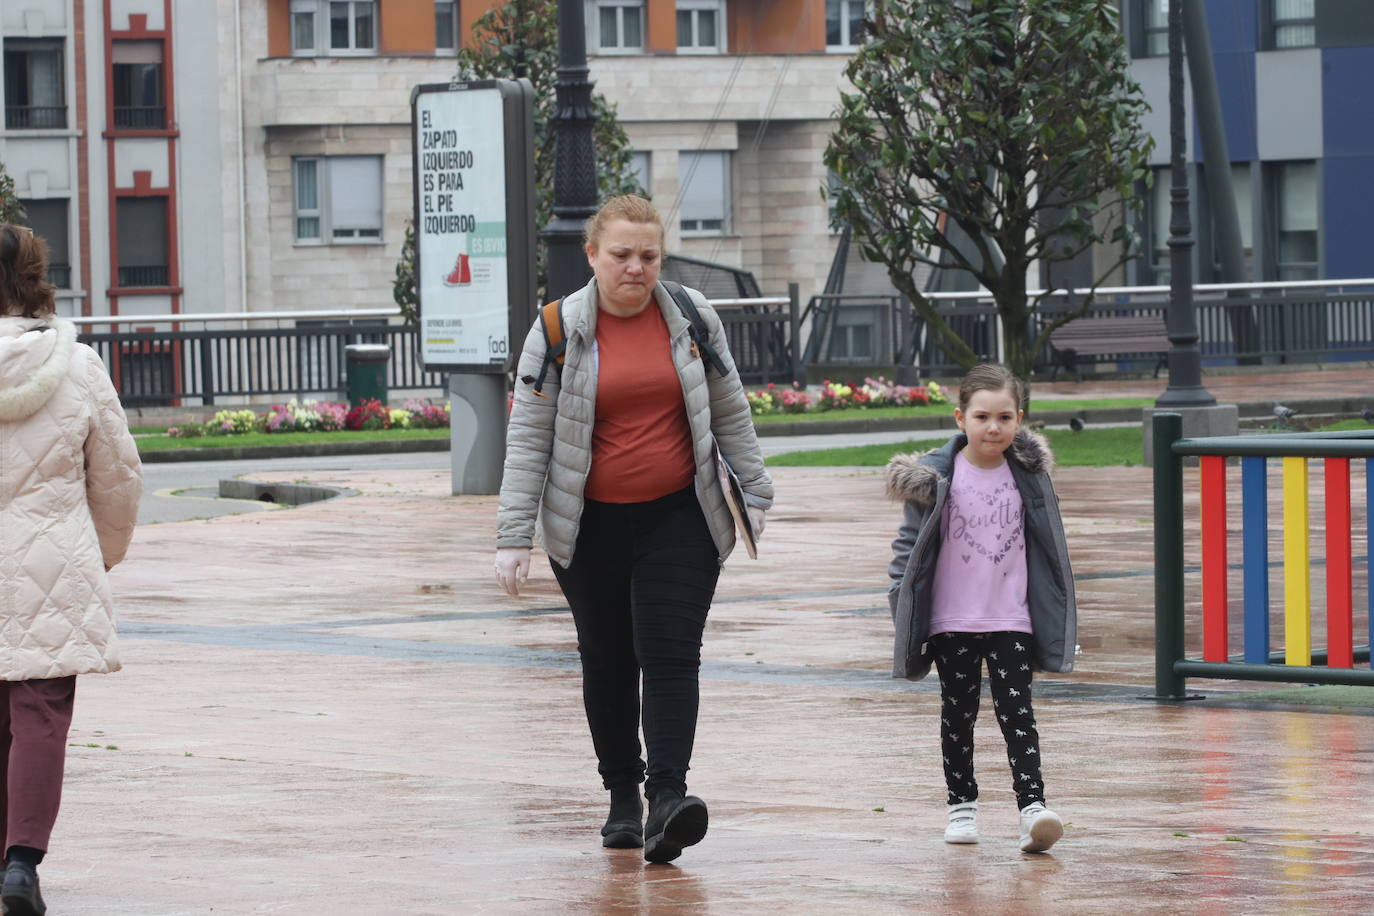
left=885, top=428, right=1055, bottom=507
left=0, top=316, right=77, bottom=422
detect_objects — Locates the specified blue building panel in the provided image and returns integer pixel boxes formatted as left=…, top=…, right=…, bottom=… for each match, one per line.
left=1207, top=51, right=1258, bottom=162
left=1322, top=47, right=1374, bottom=158
left=1322, top=156, right=1374, bottom=279
left=1203, top=0, right=1258, bottom=54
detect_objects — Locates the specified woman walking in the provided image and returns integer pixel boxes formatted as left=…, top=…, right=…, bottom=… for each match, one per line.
left=0, top=223, right=143, bottom=914
left=495, top=196, right=771, bottom=864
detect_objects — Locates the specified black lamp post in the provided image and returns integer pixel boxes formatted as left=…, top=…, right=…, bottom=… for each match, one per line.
left=1155, top=0, right=1215, bottom=409
left=542, top=0, right=600, bottom=301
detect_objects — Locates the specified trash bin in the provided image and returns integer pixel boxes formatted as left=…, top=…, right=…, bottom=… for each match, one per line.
left=343, top=343, right=391, bottom=407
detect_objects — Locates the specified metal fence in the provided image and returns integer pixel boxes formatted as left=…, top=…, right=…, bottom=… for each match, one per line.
left=77, top=290, right=802, bottom=407
left=1151, top=414, right=1374, bottom=699
left=803, top=279, right=1374, bottom=379
left=79, top=321, right=445, bottom=407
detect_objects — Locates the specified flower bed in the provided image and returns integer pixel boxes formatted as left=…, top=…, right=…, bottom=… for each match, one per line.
left=166, top=398, right=450, bottom=438
left=746, top=378, right=947, bottom=416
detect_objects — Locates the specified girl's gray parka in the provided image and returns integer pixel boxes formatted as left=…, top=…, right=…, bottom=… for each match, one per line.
left=885, top=428, right=1076, bottom=681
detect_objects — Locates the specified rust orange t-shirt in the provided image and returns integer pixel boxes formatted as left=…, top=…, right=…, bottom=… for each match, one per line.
left=583, top=304, right=696, bottom=503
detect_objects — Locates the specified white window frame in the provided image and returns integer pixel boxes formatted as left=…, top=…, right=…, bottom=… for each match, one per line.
left=678, top=150, right=731, bottom=236
left=825, top=0, right=867, bottom=52
left=588, top=0, right=645, bottom=55
left=292, top=155, right=385, bottom=246
left=676, top=0, right=724, bottom=54
left=290, top=0, right=378, bottom=57
left=435, top=0, right=460, bottom=56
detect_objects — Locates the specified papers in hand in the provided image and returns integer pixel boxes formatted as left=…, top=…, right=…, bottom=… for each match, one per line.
left=714, top=442, right=758, bottom=559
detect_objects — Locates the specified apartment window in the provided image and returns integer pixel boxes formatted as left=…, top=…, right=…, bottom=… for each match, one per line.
left=1273, top=161, right=1318, bottom=281
left=677, top=0, right=723, bottom=53
left=1272, top=0, right=1316, bottom=49
left=291, top=1, right=377, bottom=56
left=826, top=0, right=866, bottom=50
left=679, top=151, right=730, bottom=234
left=591, top=0, right=644, bottom=53
left=294, top=156, right=384, bottom=244
left=436, top=1, right=460, bottom=54
left=1141, top=0, right=1168, bottom=57
left=115, top=198, right=169, bottom=287
left=1148, top=167, right=1172, bottom=286
left=112, top=40, right=164, bottom=129
left=629, top=151, right=651, bottom=196
left=17, top=199, right=71, bottom=288
left=3, top=40, right=66, bottom=129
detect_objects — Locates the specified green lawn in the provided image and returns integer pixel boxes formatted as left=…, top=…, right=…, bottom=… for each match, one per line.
left=137, top=427, right=449, bottom=452
left=767, top=427, right=1146, bottom=468
left=751, top=396, right=1154, bottom=425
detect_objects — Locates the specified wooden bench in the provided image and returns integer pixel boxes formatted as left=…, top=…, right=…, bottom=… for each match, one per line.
left=1046, top=316, right=1169, bottom=381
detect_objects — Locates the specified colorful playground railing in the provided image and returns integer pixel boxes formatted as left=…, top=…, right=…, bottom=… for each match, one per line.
left=1152, top=413, right=1374, bottom=699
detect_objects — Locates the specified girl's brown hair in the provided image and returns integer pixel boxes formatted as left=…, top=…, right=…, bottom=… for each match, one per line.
left=0, top=224, right=57, bottom=319
left=958, top=363, right=1024, bottom=412
left=583, top=195, right=665, bottom=251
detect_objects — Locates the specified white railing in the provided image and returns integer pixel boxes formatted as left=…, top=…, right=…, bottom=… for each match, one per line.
left=68, top=297, right=794, bottom=328
left=925, top=277, right=1374, bottom=302
left=69, top=307, right=404, bottom=328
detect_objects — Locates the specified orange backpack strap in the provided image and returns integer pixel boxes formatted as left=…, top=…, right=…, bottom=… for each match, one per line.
left=520, top=299, right=564, bottom=397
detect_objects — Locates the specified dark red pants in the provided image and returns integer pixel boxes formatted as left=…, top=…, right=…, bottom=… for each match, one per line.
left=0, top=677, right=76, bottom=855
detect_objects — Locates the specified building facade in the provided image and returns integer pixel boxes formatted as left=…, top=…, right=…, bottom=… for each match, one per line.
left=2, top=0, right=866, bottom=322
left=1123, top=0, right=1374, bottom=286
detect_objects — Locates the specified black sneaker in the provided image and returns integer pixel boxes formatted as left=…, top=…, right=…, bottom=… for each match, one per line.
left=643, top=791, right=709, bottom=864
left=2, top=861, right=47, bottom=916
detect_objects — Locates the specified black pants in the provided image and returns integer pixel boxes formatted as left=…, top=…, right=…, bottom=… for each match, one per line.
left=931, top=631, right=1046, bottom=810
left=551, top=485, right=720, bottom=800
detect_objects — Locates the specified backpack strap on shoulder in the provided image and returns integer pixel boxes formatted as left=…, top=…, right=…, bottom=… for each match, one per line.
left=661, top=280, right=729, bottom=378
left=519, top=299, right=565, bottom=397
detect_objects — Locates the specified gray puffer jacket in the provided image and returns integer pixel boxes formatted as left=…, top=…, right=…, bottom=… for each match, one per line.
left=885, top=429, right=1076, bottom=680
left=496, top=278, right=773, bottom=567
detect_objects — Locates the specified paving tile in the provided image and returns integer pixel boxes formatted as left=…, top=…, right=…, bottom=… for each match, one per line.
left=39, top=451, right=1374, bottom=913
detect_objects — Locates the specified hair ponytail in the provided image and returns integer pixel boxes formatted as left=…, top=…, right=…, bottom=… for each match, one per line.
left=0, top=224, right=57, bottom=318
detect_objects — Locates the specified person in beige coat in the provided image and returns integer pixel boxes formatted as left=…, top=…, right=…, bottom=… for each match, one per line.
left=0, top=224, right=142, bottom=915
left=495, top=196, right=772, bottom=865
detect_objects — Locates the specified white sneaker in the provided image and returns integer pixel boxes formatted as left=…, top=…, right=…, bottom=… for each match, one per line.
left=944, top=802, right=979, bottom=844
left=1019, top=802, right=1063, bottom=853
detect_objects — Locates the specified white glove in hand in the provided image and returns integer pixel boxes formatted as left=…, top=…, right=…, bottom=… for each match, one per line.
left=747, top=506, right=766, bottom=540
left=495, top=547, right=531, bottom=597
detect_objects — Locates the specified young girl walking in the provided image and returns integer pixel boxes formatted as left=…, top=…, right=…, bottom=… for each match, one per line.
left=885, top=363, right=1076, bottom=853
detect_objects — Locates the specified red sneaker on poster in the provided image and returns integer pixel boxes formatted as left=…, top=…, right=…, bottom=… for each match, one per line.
left=444, top=253, right=471, bottom=287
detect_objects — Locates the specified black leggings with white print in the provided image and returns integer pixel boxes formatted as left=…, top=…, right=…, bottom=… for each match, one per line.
left=932, top=631, right=1045, bottom=810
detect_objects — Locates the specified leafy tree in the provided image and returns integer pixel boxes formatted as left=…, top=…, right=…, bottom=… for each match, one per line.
left=0, top=162, right=25, bottom=225
left=394, top=0, right=643, bottom=323
left=824, top=0, right=1153, bottom=386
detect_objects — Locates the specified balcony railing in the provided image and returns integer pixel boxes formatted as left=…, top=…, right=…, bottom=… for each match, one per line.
left=4, top=106, right=67, bottom=129
left=113, top=105, right=166, bottom=129
left=117, top=265, right=169, bottom=287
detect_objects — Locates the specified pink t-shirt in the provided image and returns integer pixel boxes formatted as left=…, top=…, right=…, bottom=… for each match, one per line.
left=929, top=451, right=1032, bottom=636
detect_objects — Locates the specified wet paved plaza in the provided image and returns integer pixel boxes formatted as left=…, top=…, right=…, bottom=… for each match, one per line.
left=45, top=443, right=1374, bottom=913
